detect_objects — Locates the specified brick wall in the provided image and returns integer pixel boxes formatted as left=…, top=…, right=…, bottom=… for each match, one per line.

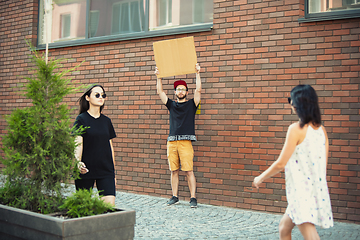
left=0, top=0, right=39, bottom=162
left=0, top=0, right=359, bottom=222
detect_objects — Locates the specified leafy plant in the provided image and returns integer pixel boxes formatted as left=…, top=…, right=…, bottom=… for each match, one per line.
left=59, top=189, right=115, bottom=218
left=0, top=43, right=83, bottom=214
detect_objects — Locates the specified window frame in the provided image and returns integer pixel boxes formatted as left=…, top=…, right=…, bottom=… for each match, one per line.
left=299, top=0, right=360, bottom=22
left=37, top=0, right=213, bottom=49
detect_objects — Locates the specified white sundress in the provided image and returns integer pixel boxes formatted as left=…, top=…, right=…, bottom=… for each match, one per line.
left=285, top=125, right=334, bottom=228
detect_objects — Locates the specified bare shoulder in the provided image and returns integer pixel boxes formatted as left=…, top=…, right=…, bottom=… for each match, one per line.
left=320, top=125, right=328, bottom=137
left=320, top=124, right=327, bottom=132
left=288, top=122, right=307, bottom=145
left=288, top=122, right=302, bottom=133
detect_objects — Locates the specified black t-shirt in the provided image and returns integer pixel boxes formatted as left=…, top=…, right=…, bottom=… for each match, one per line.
left=165, top=98, right=198, bottom=141
left=74, top=112, right=116, bottom=179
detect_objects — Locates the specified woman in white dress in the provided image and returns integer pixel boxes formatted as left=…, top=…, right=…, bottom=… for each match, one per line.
left=253, top=85, right=333, bottom=240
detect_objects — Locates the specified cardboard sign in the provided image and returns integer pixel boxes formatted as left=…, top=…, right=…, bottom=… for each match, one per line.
left=153, top=36, right=197, bottom=78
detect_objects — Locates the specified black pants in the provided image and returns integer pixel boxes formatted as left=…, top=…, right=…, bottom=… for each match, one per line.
left=75, top=177, right=116, bottom=196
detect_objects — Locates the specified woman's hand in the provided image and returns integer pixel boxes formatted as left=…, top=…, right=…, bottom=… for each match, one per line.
left=252, top=176, right=262, bottom=189
left=77, top=161, right=89, bottom=174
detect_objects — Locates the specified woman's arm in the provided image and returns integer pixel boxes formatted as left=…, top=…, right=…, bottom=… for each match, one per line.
left=75, top=136, right=88, bottom=174
left=110, top=139, right=115, bottom=166
left=253, top=123, right=300, bottom=188
left=110, top=139, right=117, bottom=184
left=321, top=125, right=329, bottom=172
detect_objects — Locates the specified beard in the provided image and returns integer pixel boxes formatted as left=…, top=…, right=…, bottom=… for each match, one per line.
left=176, top=93, right=187, bottom=100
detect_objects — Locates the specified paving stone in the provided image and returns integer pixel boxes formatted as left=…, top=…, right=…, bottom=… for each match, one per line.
left=2, top=176, right=357, bottom=240
left=115, top=191, right=360, bottom=240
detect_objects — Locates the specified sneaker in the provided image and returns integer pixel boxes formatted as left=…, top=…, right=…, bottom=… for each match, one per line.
left=189, top=198, right=197, bottom=208
left=167, top=196, right=179, bottom=206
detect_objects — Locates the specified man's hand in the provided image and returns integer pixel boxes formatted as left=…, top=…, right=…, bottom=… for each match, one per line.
left=195, top=63, right=200, bottom=74
left=154, top=67, right=160, bottom=76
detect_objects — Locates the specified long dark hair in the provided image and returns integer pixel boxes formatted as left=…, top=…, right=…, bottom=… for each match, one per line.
left=290, top=85, right=321, bottom=128
left=78, top=84, right=105, bottom=114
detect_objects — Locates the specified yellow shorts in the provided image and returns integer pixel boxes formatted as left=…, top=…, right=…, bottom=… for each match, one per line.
left=167, top=140, right=194, bottom=172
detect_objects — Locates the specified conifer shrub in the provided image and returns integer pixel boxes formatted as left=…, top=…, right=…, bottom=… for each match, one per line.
left=0, top=44, right=83, bottom=214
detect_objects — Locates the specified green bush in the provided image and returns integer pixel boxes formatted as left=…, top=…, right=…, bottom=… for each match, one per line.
left=0, top=44, right=83, bottom=214
left=59, top=189, right=115, bottom=218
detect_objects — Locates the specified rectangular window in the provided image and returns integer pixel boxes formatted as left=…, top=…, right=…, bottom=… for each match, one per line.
left=309, top=0, right=360, bottom=13
left=111, top=0, right=145, bottom=34
left=148, top=0, right=213, bottom=30
left=38, top=0, right=213, bottom=47
left=89, top=11, right=99, bottom=38
left=300, top=0, right=360, bottom=22
left=39, top=0, right=87, bottom=43
left=61, top=14, right=71, bottom=38
left=158, top=0, right=172, bottom=27
left=193, top=0, right=204, bottom=23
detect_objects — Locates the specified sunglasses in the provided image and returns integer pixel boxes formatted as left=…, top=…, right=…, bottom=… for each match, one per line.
left=176, top=88, right=187, bottom=92
left=95, top=93, right=106, bottom=99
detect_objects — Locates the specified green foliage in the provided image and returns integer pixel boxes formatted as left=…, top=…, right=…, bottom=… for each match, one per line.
left=59, top=189, right=115, bottom=218
left=0, top=43, right=83, bottom=214
left=0, top=180, right=65, bottom=213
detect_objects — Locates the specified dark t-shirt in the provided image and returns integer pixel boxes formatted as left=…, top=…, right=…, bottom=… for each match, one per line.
left=74, top=112, right=116, bottom=179
left=165, top=98, right=198, bottom=141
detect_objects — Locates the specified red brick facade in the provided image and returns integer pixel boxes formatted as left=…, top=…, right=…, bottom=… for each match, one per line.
left=0, top=0, right=359, bottom=222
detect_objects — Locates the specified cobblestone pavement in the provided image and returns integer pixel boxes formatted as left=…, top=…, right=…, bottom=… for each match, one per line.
left=115, top=191, right=360, bottom=240
left=1, top=175, right=358, bottom=240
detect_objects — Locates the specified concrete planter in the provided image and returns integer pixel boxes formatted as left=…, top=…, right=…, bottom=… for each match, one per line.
left=0, top=204, right=135, bottom=240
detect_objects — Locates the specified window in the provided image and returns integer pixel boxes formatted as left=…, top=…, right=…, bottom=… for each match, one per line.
left=61, top=14, right=71, bottom=38
left=148, top=0, right=213, bottom=30
left=309, top=0, right=360, bottom=13
left=158, top=0, right=172, bottom=27
left=300, top=0, right=360, bottom=22
left=112, top=1, right=145, bottom=34
left=89, top=11, right=99, bottom=38
left=193, top=0, right=204, bottom=23
left=38, top=0, right=213, bottom=47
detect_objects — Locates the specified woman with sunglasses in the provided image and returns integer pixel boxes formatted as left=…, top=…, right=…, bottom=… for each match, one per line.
left=253, top=85, right=333, bottom=240
left=73, top=84, right=116, bottom=206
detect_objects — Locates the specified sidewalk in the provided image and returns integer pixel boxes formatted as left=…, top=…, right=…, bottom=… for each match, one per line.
left=116, top=191, right=360, bottom=240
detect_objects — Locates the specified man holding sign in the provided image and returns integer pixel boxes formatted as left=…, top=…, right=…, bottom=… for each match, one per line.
left=155, top=63, right=201, bottom=208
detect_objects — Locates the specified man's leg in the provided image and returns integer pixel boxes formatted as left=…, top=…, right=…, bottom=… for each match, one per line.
left=171, top=169, right=180, bottom=197
left=186, top=170, right=196, bottom=198
left=166, top=169, right=180, bottom=205
left=177, top=140, right=197, bottom=207
left=166, top=141, right=181, bottom=205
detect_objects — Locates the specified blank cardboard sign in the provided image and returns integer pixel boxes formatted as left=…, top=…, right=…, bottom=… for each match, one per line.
left=153, top=36, right=197, bottom=78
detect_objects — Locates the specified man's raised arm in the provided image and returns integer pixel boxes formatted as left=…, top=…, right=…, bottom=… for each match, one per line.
left=194, top=63, right=201, bottom=107
left=155, top=67, right=168, bottom=105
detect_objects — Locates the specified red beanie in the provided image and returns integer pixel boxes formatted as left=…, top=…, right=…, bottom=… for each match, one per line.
left=174, top=80, right=188, bottom=90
